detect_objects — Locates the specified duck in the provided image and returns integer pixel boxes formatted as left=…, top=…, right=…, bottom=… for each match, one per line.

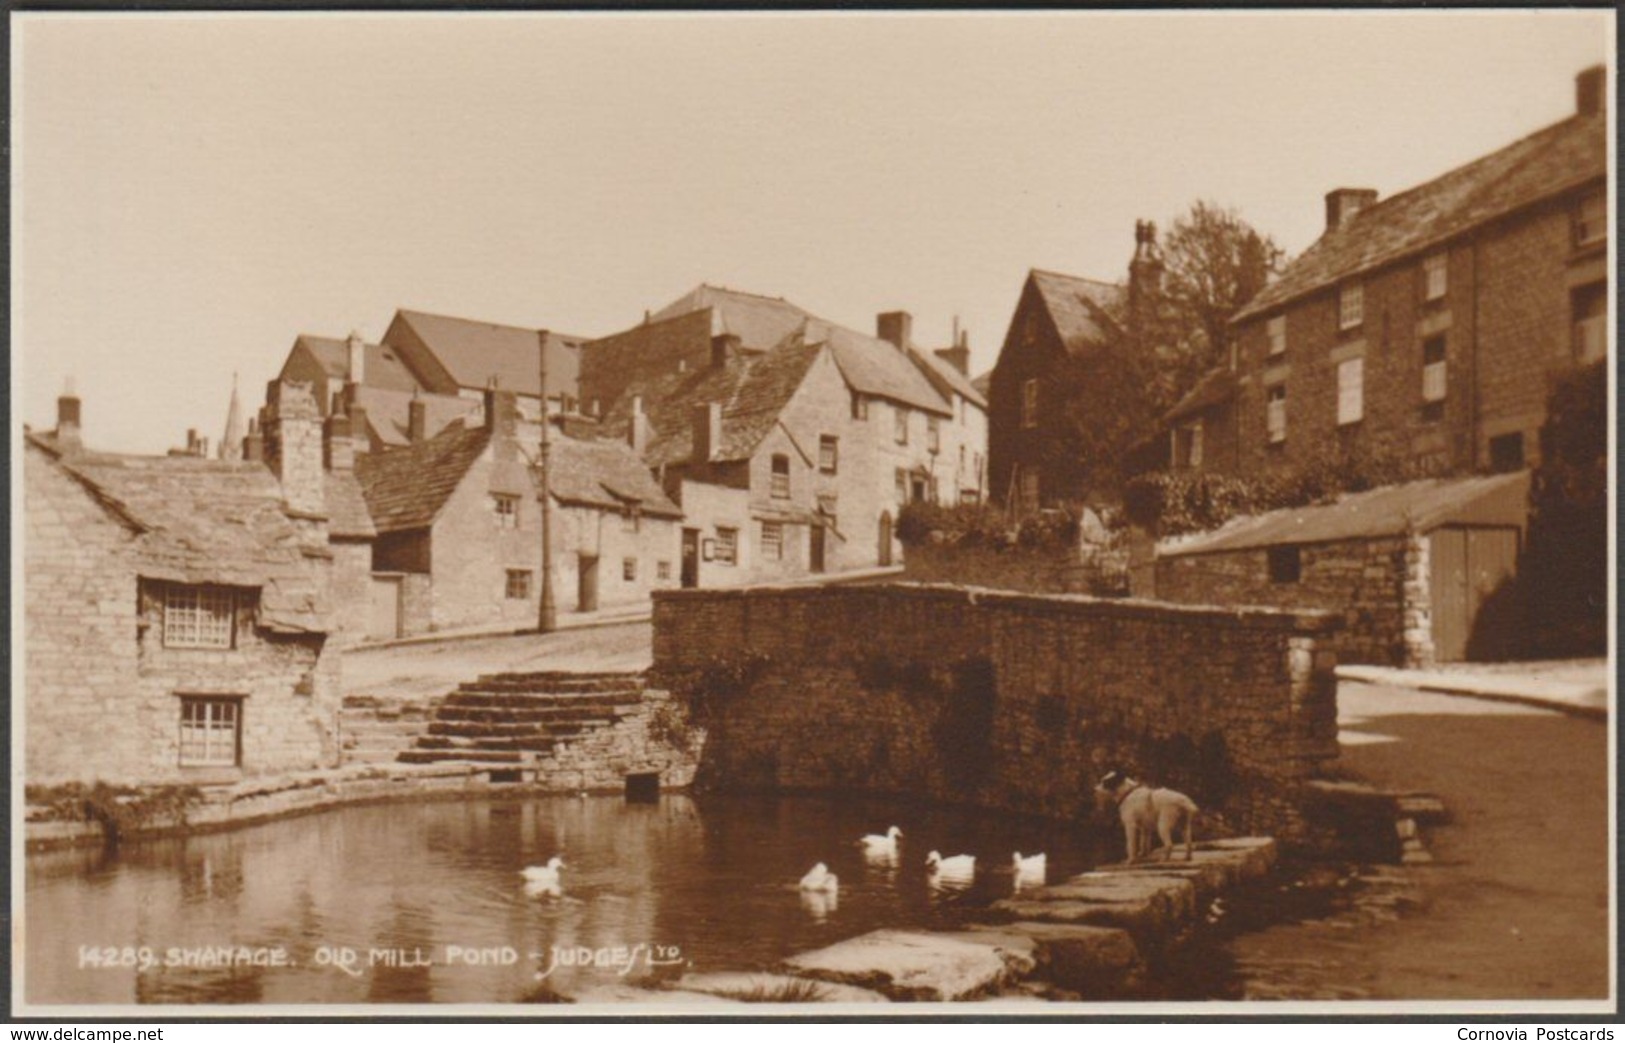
left=799, top=862, right=840, bottom=894
left=521, top=856, right=565, bottom=892
left=859, top=825, right=903, bottom=859
left=925, top=851, right=976, bottom=877
left=1012, top=851, right=1047, bottom=888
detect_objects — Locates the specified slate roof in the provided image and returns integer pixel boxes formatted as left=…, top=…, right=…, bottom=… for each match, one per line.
left=649, top=285, right=805, bottom=351
left=294, top=335, right=421, bottom=394
left=1029, top=269, right=1126, bottom=354
left=1234, top=110, right=1607, bottom=322
left=1164, top=367, right=1237, bottom=423
left=1159, top=472, right=1531, bottom=557
left=30, top=437, right=330, bottom=633
left=355, top=420, right=491, bottom=533
left=805, top=325, right=952, bottom=416
left=971, top=370, right=993, bottom=397
left=392, top=310, right=586, bottom=397
left=548, top=436, right=682, bottom=518
left=910, top=345, right=987, bottom=409
left=353, top=387, right=480, bottom=447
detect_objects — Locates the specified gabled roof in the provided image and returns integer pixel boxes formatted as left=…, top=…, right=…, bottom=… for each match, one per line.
left=353, top=387, right=480, bottom=447
left=291, top=335, right=421, bottom=394
left=324, top=472, right=377, bottom=540
left=971, top=370, right=992, bottom=397
left=1160, top=472, right=1530, bottom=557
left=1164, top=367, right=1237, bottom=424
left=1029, top=269, right=1125, bottom=355
left=649, top=284, right=806, bottom=351
left=548, top=436, right=682, bottom=518
left=909, top=344, right=987, bottom=409
left=355, top=420, right=491, bottom=533
left=390, top=309, right=587, bottom=397
left=36, top=442, right=330, bottom=633
left=1234, top=110, right=1607, bottom=322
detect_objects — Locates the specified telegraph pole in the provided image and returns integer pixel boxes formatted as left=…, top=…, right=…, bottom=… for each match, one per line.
left=536, top=332, right=558, bottom=633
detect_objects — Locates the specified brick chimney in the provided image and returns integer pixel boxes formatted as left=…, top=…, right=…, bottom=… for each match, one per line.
left=56, top=378, right=82, bottom=452
left=711, top=333, right=741, bottom=368
left=243, top=416, right=264, bottom=463
left=877, top=311, right=913, bottom=351
left=324, top=410, right=354, bottom=472
left=346, top=330, right=366, bottom=385
left=935, top=332, right=970, bottom=376
left=628, top=395, right=650, bottom=456
left=263, top=379, right=325, bottom=516
left=408, top=393, right=428, bottom=443
left=485, top=385, right=518, bottom=462
left=691, top=401, right=722, bottom=463
left=1325, top=188, right=1379, bottom=233
left=1577, top=64, right=1606, bottom=117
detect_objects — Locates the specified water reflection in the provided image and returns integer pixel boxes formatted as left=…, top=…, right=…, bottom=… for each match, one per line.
left=26, top=793, right=1112, bottom=1005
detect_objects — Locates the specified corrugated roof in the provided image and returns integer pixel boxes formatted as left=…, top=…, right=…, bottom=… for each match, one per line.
left=392, top=310, right=586, bottom=397
left=52, top=450, right=330, bottom=633
left=353, top=387, right=480, bottom=447
left=355, top=420, right=490, bottom=533
left=548, top=436, right=682, bottom=518
left=1030, top=269, right=1125, bottom=355
left=1235, top=111, right=1606, bottom=322
left=293, top=335, right=421, bottom=394
left=324, top=471, right=377, bottom=539
left=1159, top=472, right=1531, bottom=557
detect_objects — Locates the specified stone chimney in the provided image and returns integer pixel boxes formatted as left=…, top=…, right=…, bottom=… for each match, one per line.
left=691, top=401, right=722, bottom=464
left=934, top=329, right=970, bottom=376
left=1577, top=64, right=1606, bottom=118
left=408, top=393, right=428, bottom=443
left=1325, top=188, right=1379, bottom=233
left=1128, top=220, right=1166, bottom=338
left=485, top=385, right=518, bottom=462
left=346, top=396, right=369, bottom=457
left=877, top=311, right=913, bottom=351
left=324, top=410, right=354, bottom=472
left=628, top=395, right=650, bottom=456
left=243, top=416, right=264, bottom=463
left=263, top=379, right=325, bottom=516
left=711, top=333, right=741, bottom=368
left=346, top=330, right=366, bottom=385
left=56, top=378, right=82, bottom=452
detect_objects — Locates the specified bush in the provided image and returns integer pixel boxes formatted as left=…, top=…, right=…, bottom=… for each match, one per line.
left=897, top=500, right=1079, bottom=549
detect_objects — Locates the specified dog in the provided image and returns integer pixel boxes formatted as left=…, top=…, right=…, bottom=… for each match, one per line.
left=1095, top=770, right=1199, bottom=863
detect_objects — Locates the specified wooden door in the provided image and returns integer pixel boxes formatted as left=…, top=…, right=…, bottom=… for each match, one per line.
left=577, top=554, right=599, bottom=612
left=368, top=575, right=402, bottom=641
left=810, top=524, right=826, bottom=574
left=1430, top=526, right=1522, bottom=662
left=681, top=528, right=700, bottom=588
left=878, top=512, right=893, bottom=567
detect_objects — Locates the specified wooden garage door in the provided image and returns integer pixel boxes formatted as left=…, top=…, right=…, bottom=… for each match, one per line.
left=1429, top=527, right=1521, bottom=662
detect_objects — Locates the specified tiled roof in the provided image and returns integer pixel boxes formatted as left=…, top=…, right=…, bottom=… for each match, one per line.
left=355, top=420, right=490, bottom=533
left=649, top=284, right=806, bottom=351
left=43, top=445, right=330, bottom=633
left=1234, top=111, right=1607, bottom=322
left=324, top=471, right=377, bottom=539
left=1159, top=472, right=1530, bottom=557
left=1164, top=367, right=1237, bottom=423
left=1030, top=269, right=1125, bottom=355
left=353, top=387, right=480, bottom=447
left=392, top=310, right=586, bottom=397
left=909, top=345, right=987, bottom=409
left=293, top=335, right=421, bottom=394
left=547, top=435, right=682, bottom=518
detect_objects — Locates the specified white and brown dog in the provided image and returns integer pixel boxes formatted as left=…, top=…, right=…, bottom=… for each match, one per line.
left=1096, top=770, right=1199, bottom=863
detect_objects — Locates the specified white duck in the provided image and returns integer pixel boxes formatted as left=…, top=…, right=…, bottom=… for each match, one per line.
left=925, top=851, right=976, bottom=879
left=799, top=862, right=840, bottom=894
left=521, top=856, right=565, bottom=893
left=859, top=825, right=903, bottom=859
left=1012, top=851, right=1047, bottom=889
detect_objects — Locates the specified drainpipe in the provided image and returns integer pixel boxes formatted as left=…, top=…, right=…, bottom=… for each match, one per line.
left=537, top=332, right=558, bottom=633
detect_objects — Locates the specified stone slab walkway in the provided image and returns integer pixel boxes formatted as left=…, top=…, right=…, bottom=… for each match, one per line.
left=1337, top=660, right=1608, bottom=720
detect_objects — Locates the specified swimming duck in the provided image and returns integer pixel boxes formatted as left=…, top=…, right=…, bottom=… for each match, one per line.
left=925, top=851, right=976, bottom=877
left=859, top=825, right=903, bottom=856
left=521, top=856, right=565, bottom=892
left=799, top=862, right=840, bottom=894
left=1012, top=851, right=1047, bottom=888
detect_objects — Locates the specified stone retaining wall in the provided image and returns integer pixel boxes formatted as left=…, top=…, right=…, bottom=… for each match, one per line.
left=651, top=583, right=1340, bottom=843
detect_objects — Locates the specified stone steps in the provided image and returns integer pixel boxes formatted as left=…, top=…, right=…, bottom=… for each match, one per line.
left=464, top=672, right=645, bottom=694
left=399, top=670, right=647, bottom=768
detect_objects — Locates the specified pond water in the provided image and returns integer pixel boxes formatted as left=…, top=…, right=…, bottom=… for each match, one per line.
left=25, top=793, right=1122, bottom=1005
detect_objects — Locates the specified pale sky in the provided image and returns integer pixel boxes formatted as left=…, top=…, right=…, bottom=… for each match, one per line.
left=12, top=10, right=1612, bottom=453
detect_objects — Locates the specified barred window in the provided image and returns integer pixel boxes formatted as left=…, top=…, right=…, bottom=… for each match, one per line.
left=163, top=586, right=236, bottom=649
left=179, top=696, right=241, bottom=767
left=819, top=435, right=839, bottom=474
left=761, top=521, right=784, bottom=561
left=1338, top=283, right=1364, bottom=331
left=492, top=494, right=520, bottom=529
left=770, top=454, right=791, bottom=499
left=505, top=570, right=531, bottom=600
left=714, top=527, right=738, bottom=566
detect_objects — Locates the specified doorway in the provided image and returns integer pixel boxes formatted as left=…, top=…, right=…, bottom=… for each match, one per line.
left=681, top=528, right=700, bottom=588
left=577, top=554, right=600, bottom=612
left=810, top=523, right=826, bottom=574
left=878, top=512, right=893, bottom=567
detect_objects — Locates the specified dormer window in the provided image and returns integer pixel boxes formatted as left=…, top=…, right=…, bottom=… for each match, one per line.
left=1338, top=283, right=1364, bottom=331
left=770, top=454, right=791, bottom=499
left=1575, top=190, right=1607, bottom=248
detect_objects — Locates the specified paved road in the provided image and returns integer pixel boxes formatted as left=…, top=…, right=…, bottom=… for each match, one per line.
left=343, top=621, right=653, bottom=699
left=1230, top=683, right=1612, bottom=1002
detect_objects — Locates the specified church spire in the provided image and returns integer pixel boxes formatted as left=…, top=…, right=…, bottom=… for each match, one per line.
left=219, top=372, right=245, bottom=461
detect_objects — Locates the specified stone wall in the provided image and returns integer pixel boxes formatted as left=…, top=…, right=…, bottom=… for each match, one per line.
left=650, top=583, right=1340, bottom=843
left=1155, top=534, right=1417, bottom=667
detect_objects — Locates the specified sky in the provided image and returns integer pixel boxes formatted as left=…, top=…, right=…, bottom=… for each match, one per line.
left=12, top=10, right=1613, bottom=454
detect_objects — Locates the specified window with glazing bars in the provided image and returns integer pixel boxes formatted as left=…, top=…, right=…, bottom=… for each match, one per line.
left=164, top=586, right=236, bottom=649
left=179, top=696, right=240, bottom=766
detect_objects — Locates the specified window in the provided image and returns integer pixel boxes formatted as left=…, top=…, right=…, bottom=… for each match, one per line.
left=1489, top=433, right=1525, bottom=473
left=657, top=560, right=672, bottom=581
left=1267, top=546, right=1302, bottom=585
left=714, top=527, right=738, bottom=566
left=1019, top=470, right=1039, bottom=510
left=505, top=570, right=531, bottom=599
left=895, top=467, right=908, bottom=504
left=163, top=585, right=236, bottom=649
left=927, top=416, right=940, bottom=453
left=761, top=521, right=784, bottom=561
left=1266, top=384, right=1287, bottom=445
left=1575, top=191, right=1607, bottom=247
left=1021, top=379, right=1039, bottom=429
left=492, top=494, right=520, bottom=529
left=894, top=405, right=909, bottom=445
left=1423, top=253, right=1448, bottom=302
left=621, top=507, right=641, bottom=534
left=1338, top=283, right=1364, bottom=331
left=819, top=435, right=839, bottom=474
left=770, top=454, right=791, bottom=499
left=1573, top=283, right=1607, bottom=364
left=1421, top=336, right=1447, bottom=422
left=1267, top=315, right=1286, bottom=358
left=1337, top=357, right=1364, bottom=426
left=1174, top=421, right=1204, bottom=469
left=179, top=696, right=241, bottom=767
left=623, top=557, right=638, bottom=582
left=851, top=393, right=868, bottom=421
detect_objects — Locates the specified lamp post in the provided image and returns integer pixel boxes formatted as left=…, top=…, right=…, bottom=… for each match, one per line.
left=536, top=332, right=558, bottom=634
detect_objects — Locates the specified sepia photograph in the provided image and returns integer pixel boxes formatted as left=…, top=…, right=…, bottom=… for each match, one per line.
left=9, top=8, right=1616, bottom=1019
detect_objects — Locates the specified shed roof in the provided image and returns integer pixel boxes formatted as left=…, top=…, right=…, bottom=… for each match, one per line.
left=1234, top=111, right=1606, bottom=322
left=1159, top=472, right=1531, bottom=557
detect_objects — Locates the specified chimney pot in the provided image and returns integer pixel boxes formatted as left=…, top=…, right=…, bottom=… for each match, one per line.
left=1577, top=64, right=1606, bottom=118
left=877, top=311, right=913, bottom=350
left=1325, top=188, right=1379, bottom=233
left=628, top=395, right=649, bottom=455
left=347, top=331, right=366, bottom=385
left=56, top=385, right=83, bottom=449
left=408, top=396, right=428, bottom=443
left=691, top=401, right=722, bottom=463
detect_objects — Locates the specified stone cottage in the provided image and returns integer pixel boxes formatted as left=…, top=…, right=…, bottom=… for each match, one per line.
left=24, top=385, right=342, bottom=787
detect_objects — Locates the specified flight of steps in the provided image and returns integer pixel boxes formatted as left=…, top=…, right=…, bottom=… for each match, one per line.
left=339, top=696, right=439, bottom=765
left=396, top=670, right=648, bottom=768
